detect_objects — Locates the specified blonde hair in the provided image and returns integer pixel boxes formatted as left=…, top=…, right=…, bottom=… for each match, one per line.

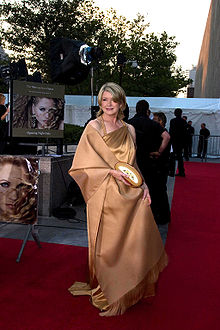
left=12, top=95, right=64, bottom=129
left=0, top=93, right=6, bottom=104
left=97, top=82, right=126, bottom=120
left=0, top=156, right=38, bottom=224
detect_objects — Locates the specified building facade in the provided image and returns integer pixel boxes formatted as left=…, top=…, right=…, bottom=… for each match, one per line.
left=194, top=0, right=220, bottom=98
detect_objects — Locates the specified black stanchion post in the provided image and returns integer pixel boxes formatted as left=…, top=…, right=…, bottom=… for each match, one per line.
left=56, top=138, right=63, bottom=155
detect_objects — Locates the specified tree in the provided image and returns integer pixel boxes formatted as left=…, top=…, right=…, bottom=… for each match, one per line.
left=124, top=31, right=190, bottom=97
left=0, top=44, right=10, bottom=91
left=0, top=0, right=104, bottom=79
left=0, top=0, right=190, bottom=96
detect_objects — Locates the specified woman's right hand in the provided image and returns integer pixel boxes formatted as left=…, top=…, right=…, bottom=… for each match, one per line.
left=109, top=169, right=131, bottom=186
left=140, top=182, right=151, bottom=204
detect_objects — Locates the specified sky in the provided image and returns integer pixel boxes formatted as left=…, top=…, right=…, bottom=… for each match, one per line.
left=94, top=0, right=211, bottom=71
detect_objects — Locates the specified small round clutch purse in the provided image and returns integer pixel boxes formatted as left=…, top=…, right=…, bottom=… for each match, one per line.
left=115, top=162, right=143, bottom=188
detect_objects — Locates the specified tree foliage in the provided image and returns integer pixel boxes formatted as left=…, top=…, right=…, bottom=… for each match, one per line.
left=0, top=0, right=190, bottom=96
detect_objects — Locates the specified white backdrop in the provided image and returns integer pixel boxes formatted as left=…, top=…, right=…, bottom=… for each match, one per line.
left=64, top=95, right=220, bottom=135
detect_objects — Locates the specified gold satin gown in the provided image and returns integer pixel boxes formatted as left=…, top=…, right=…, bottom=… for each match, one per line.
left=68, top=119, right=168, bottom=316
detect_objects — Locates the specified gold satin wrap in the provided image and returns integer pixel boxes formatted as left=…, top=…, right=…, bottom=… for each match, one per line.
left=68, top=123, right=168, bottom=316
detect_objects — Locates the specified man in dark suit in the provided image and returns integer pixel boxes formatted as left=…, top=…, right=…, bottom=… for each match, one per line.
left=169, top=108, right=187, bottom=177
left=129, top=100, right=170, bottom=225
left=197, top=123, right=210, bottom=158
left=183, top=119, right=195, bottom=160
left=186, top=120, right=195, bottom=158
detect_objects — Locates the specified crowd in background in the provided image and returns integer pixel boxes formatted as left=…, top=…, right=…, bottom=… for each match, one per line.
left=127, top=102, right=210, bottom=226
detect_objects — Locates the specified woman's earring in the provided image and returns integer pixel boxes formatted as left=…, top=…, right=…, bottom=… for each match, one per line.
left=32, top=114, right=37, bottom=128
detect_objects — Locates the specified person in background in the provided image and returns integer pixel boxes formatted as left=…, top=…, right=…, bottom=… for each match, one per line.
left=123, top=103, right=129, bottom=122
left=182, top=115, right=189, bottom=160
left=146, top=108, right=151, bottom=118
left=182, top=116, right=194, bottom=161
left=169, top=108, right=187, bottom=177
left=197, top=123, right=210, bottom=158
left=129, top=101, right=170, bottom=226
left=152, top=112, right=171, bottom=225
left=0, top=93, right=10, bottom=154
left=68, top=83, right=168, bottom=316
left=153, top=111, right=171, bottom=177
left=185, top=120, right=195, bottom=158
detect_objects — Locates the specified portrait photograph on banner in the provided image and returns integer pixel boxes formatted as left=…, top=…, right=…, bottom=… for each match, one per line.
left=0, top=156, right=39, bottom=224
left=12, top=80, right=65, bottom=139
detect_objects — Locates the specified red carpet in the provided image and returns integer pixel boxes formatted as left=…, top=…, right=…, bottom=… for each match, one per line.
left=1, top=162, right=220, bottom=329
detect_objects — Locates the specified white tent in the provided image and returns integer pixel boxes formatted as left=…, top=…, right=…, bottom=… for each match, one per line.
left=64, top=96, right=220, bottom=135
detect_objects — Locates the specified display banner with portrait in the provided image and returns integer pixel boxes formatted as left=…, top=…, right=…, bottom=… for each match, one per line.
left=0, top=156, right=39, bottom=224
left=12, top=80, right=65, bottom=138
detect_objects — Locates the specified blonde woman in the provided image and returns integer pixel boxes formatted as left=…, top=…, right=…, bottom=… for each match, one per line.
left=0, top=156, right=38, bottom=224
left=69, top=82, right=168, bottom=316
left=13, top=95, right=64, bottom=130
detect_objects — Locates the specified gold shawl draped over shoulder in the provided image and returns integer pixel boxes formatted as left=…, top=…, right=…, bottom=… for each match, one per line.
left=68, top=122, right=168, bottom=316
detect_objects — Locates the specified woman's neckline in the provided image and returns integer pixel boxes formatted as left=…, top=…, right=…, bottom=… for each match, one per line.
left=100, top=115, right=125, bottom=135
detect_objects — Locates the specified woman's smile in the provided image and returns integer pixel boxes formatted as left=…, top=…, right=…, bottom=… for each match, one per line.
left=101, top=91, right=121, bottom=118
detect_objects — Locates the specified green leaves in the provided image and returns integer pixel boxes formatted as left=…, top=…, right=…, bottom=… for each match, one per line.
left=0, top=0, right=189, bottom=96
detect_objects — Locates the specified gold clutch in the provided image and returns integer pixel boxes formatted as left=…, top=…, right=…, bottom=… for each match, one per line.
left=115, top=162, right=143, bottom=188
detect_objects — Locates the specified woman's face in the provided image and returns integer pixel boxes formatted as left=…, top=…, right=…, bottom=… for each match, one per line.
left=0, top=163, right=27, bottom=215
left=32, top=98, right=56, bottom=128
left=0, top=96, right=6, bottom=105
left=153, top=115, right=163, bottom=128
left=101, top=91, right=121, bottom=118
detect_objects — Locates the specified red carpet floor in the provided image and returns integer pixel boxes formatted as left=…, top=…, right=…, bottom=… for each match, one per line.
left=1, top=162, right=220, bottom=329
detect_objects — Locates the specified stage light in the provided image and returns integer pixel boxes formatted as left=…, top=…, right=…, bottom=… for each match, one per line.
left=117, top=53, right=127, bottom=66
left=27, top=71, right=42, bottom=83
left=11, top=58, right=28, bottom=80
left=0, top=58, right=28, bottom=84
left=50, top=37, right=103, bottom=85
left=128, top=60, right=138, bottom=68
left=0, top=65, right=11, bottom=84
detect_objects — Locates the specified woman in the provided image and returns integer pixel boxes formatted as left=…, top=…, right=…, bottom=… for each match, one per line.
left=13, top=95, right=64, bottom=130
left=0, top=93, right=9, bottom=154
left=68, top=82, right=168, bottom=316
left=0, top=156, right=38, bottom=224
left=152, top=112, right=171, bottom=225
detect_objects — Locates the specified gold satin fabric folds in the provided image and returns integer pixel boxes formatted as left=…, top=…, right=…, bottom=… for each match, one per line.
left=68, top=123, right=168, bottom=316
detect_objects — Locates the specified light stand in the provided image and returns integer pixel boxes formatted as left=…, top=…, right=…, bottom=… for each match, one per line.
left=117, top=54, right=138, bottom=86
left=90, top=66, right=94, bottom=107
left=117, top=53, right=127, bottom=86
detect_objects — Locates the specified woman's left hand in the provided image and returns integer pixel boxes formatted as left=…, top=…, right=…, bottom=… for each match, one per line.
left=149, top=151, right=160, bottom=159
left=141, top=182, right=151, bottom=204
